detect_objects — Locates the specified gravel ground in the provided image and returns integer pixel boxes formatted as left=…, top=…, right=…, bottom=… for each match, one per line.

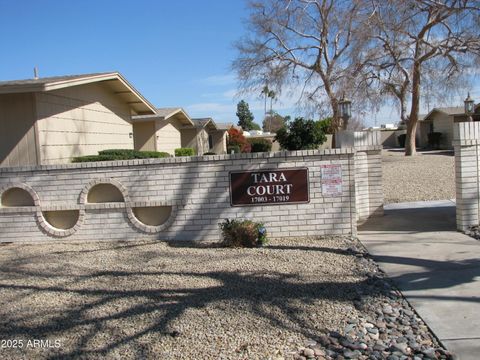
left=382, top=150, right=455, bottom=204
left=0, top=238, right=450, bottom=360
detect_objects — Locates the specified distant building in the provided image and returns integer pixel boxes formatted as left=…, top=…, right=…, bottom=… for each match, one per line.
left=419, top=106, right=480, bottom=149
left=132, top=107, right=194, bottom=154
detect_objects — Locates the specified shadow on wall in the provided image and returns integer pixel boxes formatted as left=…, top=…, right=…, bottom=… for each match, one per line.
left=0, top=93, right=38, bottom=166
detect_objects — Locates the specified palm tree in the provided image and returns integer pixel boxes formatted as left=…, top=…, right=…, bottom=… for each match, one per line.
left=261, top=85, right=269, bottom=118
left=267, top=90, right=276, bottom=132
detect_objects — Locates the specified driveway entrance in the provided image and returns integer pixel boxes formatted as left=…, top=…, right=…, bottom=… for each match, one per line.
left=358, top=201, right=480, bottom=360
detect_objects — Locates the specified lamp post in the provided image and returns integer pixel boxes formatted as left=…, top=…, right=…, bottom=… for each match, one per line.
left=338, top=94, right=352, bottom=129
left=464, top=92, right=474, bottom=122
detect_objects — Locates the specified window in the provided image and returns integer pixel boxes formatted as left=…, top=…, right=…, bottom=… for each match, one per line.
left=208, top=134, right=213, bottom=150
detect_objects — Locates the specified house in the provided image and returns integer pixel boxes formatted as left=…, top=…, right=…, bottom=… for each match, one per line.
left=0, top=72, right=156, bottom=167
left=132, top=107, right=194, bottom=155
left=132, top=111, right=229, bottom=156
left=244, top=132, right=281, bottom=152
left=419, top=105, right=480, bottom=149
left=181, top=118, right=228, bottom=155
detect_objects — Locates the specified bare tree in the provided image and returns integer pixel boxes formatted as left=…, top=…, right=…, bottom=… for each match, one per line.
left=233, top=0, right=375, bottom=130
left=369, top=0, right=480, bottom=155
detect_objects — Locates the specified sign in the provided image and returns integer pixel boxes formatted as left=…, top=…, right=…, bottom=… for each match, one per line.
left=230, top=168, right=309, bottom=206
left=321, top=164, right=343, bottom=196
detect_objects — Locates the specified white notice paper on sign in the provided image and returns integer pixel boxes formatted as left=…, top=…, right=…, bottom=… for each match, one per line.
left=321, top=164, right=343, bottom=196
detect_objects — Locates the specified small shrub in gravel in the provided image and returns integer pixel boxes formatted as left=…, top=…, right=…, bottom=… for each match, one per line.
left=465, top=225, right=480, bottom=240
left=219, top=219, right=267, bottom=247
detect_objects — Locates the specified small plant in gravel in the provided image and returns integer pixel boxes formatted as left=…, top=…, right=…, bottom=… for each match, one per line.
left=219, top=219, right=268, bottom=247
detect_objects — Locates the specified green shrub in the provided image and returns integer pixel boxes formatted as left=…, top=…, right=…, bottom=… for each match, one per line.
left=140, top=151, right=170, bottom=158
left=219, top=219, right=268, bottom=248
left=248, top=138, right=272, bottom=152
left=318, top=117, right=334, bottom=134
left=427, top=132, right=442, bottom=149
left=275, top=117, right=327, bottom=150
left=98, top=149, right=137, bottom=157
left=174, top=147, right=195, bottom=157
left=397, top=134, right=406, bottom=147
left=72, top=149, right=170, bottom=163
left=227, top=145, right=241, bottom=154
left=72, top=155, right=123, bottom=163
left=250, top=122, right=262, bottom=131
left=203, top=152, right=216, bottom=155
left=98, top=149, right=170, bottom=159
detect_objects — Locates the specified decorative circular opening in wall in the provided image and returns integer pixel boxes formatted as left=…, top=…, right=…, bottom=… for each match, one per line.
left=127, top=205, right=175, bottom=233
left=133, top=206, right=172, bottom=226
left=38, top=210, right=84, bottom=237
left=87, top=184, right=124, bottom=203
left=42, top=210, right=80, bottom=230
left=1, top=187, right=35, bottom=207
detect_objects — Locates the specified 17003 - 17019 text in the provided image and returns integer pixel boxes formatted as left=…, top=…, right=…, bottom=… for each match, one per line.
left=251, top=195, right=290, bottom=203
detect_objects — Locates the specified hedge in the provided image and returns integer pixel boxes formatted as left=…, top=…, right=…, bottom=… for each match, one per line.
left=248, top=138, right=272, bottom=153
left=72, top=149, right=170, bottom=163
left=174, top=148, right=196, bottom=157
left=98, top=149, right=170, bottom=159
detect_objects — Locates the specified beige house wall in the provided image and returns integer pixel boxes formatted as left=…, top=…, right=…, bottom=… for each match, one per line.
left=133, top=121, right=156, bottom=151
left=197, top=128, right=210, bottom=155
left=35, top=83, right=133, bottom=164
left=0, top=93, right=39, bottom=167
left=211, top=131, right=227, bottom=154
left=319, top=134, right=333, bottom=150
left=155, top=120, right=182, bottom=155
left=181, top=128, right=198, bottom=151
left=417, top=122, right=432, bottom=148
left=432, top=113, right=454, bottom=149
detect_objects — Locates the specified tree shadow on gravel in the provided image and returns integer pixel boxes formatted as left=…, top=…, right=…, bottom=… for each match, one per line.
left=0, top=264, right=384, bottom=359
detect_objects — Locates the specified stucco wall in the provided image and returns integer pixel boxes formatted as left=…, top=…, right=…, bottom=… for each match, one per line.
left=211, top=131, right=227, bottom=154
left=0, top=149, right=371, bottom=243
left=35, top=83, right=133, bottom=164
left=197, top=128, right=210, bottom=155
left=156, top=120, right=181, bottom=155
left=181, top=128, right=197, bottom=151
left=432, top=113, right=453, bottom=149
left=133, top=121, right=156, bottom=152
left=0, top=93, right=38, bottom=167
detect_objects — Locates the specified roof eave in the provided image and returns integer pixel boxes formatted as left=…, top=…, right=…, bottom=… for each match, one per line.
left=0, top=72, right=156, bottom=115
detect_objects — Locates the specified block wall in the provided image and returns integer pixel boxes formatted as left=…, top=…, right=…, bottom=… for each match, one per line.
left=354, top=149, right=384, bottom=221
left=453, top=122, right=480, bottom=231
left=335, top=130, right=384, bottom=221
left=0, top=149, right=362, bottom=243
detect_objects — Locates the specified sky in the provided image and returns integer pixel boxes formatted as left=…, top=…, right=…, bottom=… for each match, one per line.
left=0, top=0, right=478, bottom=128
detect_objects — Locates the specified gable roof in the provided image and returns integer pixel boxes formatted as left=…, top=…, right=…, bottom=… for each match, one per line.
left=155, top=108, right=184, bottom=118
left=132, top=107, right=194, bottom=126
left=0, top=72, right=156, bottom=115
left=423, top=106, right=465, bottom=121
left=191, top=117, right=218, bottom=130
left=216, top=123, right=234, bottom=131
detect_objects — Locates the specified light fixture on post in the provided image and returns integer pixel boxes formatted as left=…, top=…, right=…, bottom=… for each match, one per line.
left=338, top=93, right=352, bottom=128
left=464, top=92, right=474, bottom=122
